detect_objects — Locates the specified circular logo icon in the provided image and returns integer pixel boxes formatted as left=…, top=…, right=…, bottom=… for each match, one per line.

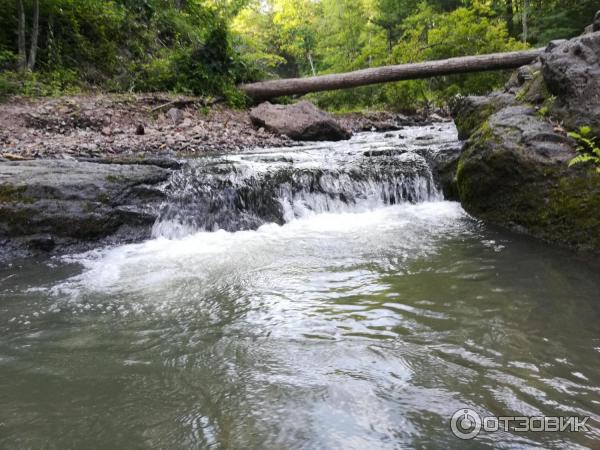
left=450, top=408, right=482, bottom=440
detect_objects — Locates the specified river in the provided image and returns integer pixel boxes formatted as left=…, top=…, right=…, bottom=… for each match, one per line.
left=0, top=123, right=598, bottom=449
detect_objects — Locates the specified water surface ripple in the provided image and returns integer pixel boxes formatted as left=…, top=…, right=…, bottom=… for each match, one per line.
left=0, top=125, right=599, bottom=449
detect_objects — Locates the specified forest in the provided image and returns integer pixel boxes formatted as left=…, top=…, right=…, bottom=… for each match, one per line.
left=0, top=0, right=597, bottom=110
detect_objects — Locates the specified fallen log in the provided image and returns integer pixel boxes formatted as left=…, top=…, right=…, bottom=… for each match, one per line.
left=240, top=48, right=544, bottom=99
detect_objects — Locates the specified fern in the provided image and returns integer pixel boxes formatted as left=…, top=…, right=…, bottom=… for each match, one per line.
left=568, top=126, right=600, bottom=173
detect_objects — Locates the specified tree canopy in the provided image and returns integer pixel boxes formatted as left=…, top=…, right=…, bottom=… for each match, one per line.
left=0, top=0, right=597, bottom=109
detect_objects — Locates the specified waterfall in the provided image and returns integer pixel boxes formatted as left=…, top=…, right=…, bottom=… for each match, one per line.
left=152, top=125, right=455, bottom=239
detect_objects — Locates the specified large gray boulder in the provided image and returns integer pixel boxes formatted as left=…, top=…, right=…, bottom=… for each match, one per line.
left=250, top=101, right=351, bottom=141
left=542, top=31, right=600, bottom=136
left=0, top=160, right=170, bottom=260
left=452, top=22, right=600, bottom=253
left=455, top=103, right=600, bottom=252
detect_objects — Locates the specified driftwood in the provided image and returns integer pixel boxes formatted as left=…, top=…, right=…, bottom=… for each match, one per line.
left=240, top=48, right=544, bottom=99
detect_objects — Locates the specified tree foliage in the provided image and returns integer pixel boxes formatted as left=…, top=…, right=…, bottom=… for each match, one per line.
left=0, top=0, right=257, bottom=102
left=0, top=0, right=597, bottom=108
left=233, top=0, right=596, bottom=110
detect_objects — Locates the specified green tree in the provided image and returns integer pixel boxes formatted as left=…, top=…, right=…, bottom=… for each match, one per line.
left=272, top=0, right=321, bottom=75
left=384, top=2, right=526, bottom=109
left=371, top=0, right=420, bottom=53
left=1, top=0, right=597, bottom=104
left=0, top=0, right=262, bottom=100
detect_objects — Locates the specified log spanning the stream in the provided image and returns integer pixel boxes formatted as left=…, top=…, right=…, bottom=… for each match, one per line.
left=240, top=48, right=544, bottom=99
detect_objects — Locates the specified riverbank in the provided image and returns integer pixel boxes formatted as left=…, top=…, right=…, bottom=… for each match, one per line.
left=0, top=94, right=293, bottom=160
left=0, top=94, right=437, bottom=161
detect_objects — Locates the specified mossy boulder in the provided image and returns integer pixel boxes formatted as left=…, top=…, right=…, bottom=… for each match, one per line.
left=456, top=105, right=600, bottom=252
left=452, top=93, right=517, bottom=140
left=452, top=23, right=600, bottom=253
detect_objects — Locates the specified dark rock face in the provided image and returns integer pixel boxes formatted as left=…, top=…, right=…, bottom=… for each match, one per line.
left=250, top=101, right=351, bottom=141
left=452, top=27, right=600, bottom=253
left=426, top=144, right=463, bottom=201
left=0, top=160, right=170, bottom=260
left=542, top=32, right=600, bottom=136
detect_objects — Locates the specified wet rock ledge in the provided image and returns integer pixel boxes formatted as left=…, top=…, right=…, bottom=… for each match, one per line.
left=450, top=21, right=600, bottom=253
left=0, top=160, right=171, bottom=260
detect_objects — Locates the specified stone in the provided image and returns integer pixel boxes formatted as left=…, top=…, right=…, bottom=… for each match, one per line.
left=0, top=160, right=170, bottom=261
left=451, top=23, right=600, bottom=253
left=541, top=31, right=600, bottom=136
left=167, top=107, right=184, bottom=125
left=26, top=235, right=55, bottom=251
left=429, top=144, right=463, bottom=201
left=454, top=104, right=600, bottom=252
left=249, top=101, right=351, bottom=141
left=451, top=93, right=517, bottom=140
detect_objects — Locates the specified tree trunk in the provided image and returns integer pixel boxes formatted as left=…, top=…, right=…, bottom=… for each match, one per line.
left=506, top=0, right=514, bottom=36
left=522, top=0, right=529, bottom=43
left=27, top=0, right=39, bottom=70
left=17, top=0, right=27, bottom=70
left=240, top=48, right=544, bottom=100
left=307, top=52, right=316, bottom=77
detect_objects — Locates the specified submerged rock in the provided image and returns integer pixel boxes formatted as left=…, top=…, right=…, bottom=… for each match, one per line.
left=250, top=101, right=351, bottom=141
left=452, top=20, right=600, bottom=253
left=0, top=160, right=170, bottom=260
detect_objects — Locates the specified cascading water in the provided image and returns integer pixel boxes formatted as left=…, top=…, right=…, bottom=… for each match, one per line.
left=1, top=121, right=599, bottom=449
left=151, top=125, right=449, bottom=238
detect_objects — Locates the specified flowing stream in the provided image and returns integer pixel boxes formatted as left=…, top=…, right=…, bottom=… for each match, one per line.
left=0, top=122, right=599, bottom=449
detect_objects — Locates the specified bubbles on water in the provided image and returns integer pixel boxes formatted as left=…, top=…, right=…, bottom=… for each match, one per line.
left=20, top=199, right=470, bottom=344
left=481, top=239, right=506, bottom=252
